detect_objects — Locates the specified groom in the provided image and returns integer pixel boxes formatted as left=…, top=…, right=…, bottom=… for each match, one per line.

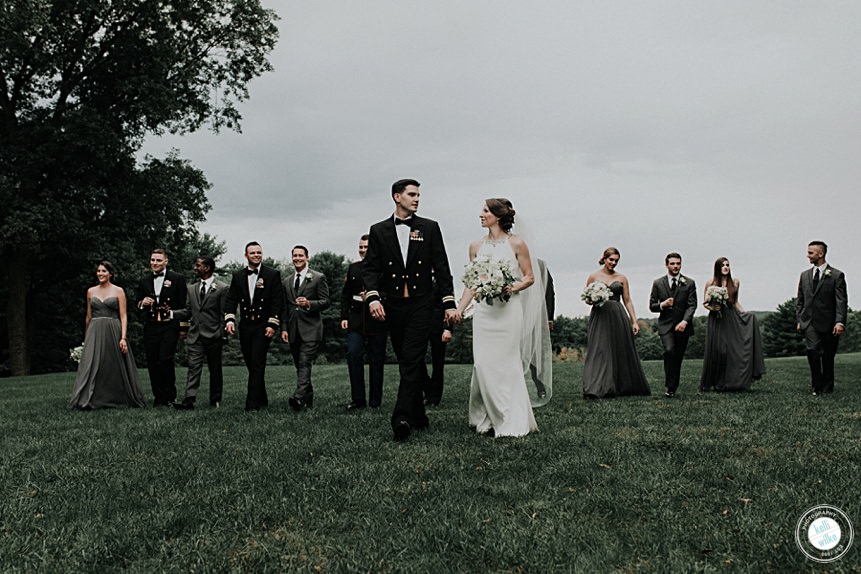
left=796, top=241, right=848, bottom=395
left=649, top=252, right=697, bottom=398
left=363, top=179, right=457, bottom=442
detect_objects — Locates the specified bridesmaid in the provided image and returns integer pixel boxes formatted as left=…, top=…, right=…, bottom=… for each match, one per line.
left=582, top=247, right=651, bottom=398
left=69, top=261, right=146, bottom=409
left=699, top=257, right=766, bottom=391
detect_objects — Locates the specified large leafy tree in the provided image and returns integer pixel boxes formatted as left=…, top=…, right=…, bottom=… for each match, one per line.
left=0, top=1, right=278, bottom=374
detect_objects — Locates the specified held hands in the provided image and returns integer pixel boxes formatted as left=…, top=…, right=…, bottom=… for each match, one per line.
left=369, top=301, right=385, bottom=322
left=445, top=308, right=461, bottom=325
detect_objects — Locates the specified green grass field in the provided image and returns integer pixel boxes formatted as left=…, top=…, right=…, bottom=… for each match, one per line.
left=1, top=356, right=859, bottom=573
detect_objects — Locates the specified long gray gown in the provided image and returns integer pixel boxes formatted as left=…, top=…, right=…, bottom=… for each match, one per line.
left=582, top=281, right=651, bottom=398
left=699, top=304, right=766, bottom=391
left=69, top=296, right=146, bottom=409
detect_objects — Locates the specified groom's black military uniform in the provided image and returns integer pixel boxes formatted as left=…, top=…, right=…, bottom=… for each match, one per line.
left=363, top=214, right=455, bottom=435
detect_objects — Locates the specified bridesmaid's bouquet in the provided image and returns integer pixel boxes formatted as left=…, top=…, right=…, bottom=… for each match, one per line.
left=462, top=256, right=516, bottom=305
left=69, top=344, right=84, bottom=363
left=581, top=281, right=612, bottom=307
left=705, top=285, right=729, bottom=316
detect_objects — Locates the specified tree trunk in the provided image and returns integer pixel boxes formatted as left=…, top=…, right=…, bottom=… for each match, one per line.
left=7, top=248, right=31, bottom=376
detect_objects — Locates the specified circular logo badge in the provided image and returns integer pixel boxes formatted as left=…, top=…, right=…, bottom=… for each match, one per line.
left=796, top=505, right=854, bottom=563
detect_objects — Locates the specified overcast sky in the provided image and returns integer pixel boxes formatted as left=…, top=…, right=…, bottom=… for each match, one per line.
left=145, top=1, right=861, bottom=318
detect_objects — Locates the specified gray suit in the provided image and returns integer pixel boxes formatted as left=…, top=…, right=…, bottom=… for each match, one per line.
left=175, top=279, right=228, bottom=404
left=282, top=269, right=330, bottom=404
left=649, top=274, right=697, bottom=394
left=797, top=265, right=848, bottom=393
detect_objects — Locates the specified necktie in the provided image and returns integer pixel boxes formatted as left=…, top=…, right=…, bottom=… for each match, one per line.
left=294, top=274, right=301, bottom=292
left=246, top=268, right=258, bottom=276
left=395, top=217, right=412, bottom=227
left=671, top=278, right=677, bottom=291
left=200, top=282, right=207, bottom=299
left=813, top=268, right=820, bottom=290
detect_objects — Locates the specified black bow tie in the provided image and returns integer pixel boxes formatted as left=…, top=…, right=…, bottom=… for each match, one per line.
left=395, top=217, right=413, bottom=227
left=246, top=268, right=259, bottom=276
left=153, top=272, right=164, bottom=278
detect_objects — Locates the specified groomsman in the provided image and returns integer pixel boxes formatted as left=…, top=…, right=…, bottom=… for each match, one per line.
left=281, top=245, right=330, bottom=411
left=137, top=248, right=187, bottom=406
left=796, top=241, right=848, bottom=395
left=225, top=241, right=283, bottom=411
left=340, top=235, right=387, bottom=410
left=649, top=252, right=697, bottom=398
left=364, top=179, right=457, bottom=442
left=173, top=257, right=228, bottom=409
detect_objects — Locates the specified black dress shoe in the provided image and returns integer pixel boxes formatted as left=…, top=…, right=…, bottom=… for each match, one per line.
left=393, top=421, right=411, bottom=442
left=345, top=401, right=367, bottom=411
left=173, top=399, right=195, bottom=410
left=210, top=401, right=220, bottom=408
left=289, top=397, right=312, bottom=411
left=664, top=391, right=675, bottom=398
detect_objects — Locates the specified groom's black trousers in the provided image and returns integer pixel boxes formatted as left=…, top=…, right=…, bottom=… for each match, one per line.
left=143, top=322, right=180, bottom=405
left=385, top=294, right=432, bottom=431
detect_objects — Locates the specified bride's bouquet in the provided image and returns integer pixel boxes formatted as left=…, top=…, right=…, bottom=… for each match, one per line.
left=705, top=285, right=729, bottom=316
left=70, top=344, right=84, bottom=363
left=581, top=281, right=612, bottom=307
left=462, top=255, right=516, bottom=305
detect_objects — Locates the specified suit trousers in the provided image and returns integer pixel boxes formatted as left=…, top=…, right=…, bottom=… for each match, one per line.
left=660, top=331, right=689, bottom=393
left=289, top=338, right=320, bottom=402
left=420, top=334, right=447, bottom=404
left=143, top=322, right=180, bottom=405
left=238, top=321, right=273, bottom=410
left=386, top=295, right=432, bottom=430
left=346, top=331, right=387, bottom=407
left=184, top=336, right=224, bottom=404
left=804, top=328, right=839, bottom=393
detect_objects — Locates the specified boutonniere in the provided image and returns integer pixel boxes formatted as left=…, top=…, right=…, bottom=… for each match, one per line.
left=410, top=229, right=424, bottom=241
left=164, top=279, right=172, bottom=288
left=678, top=277, right=687, bottom=286
left=256, top=278, right=265, bottom=288
left=824, top=269, right=832, bottom=278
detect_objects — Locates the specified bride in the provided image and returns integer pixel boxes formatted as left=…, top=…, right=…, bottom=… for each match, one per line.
left=456, top=198, right=551, bottom=437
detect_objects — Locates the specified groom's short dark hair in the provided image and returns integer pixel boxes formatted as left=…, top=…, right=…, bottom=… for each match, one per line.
left=809, top=240, right=828, bottom=255
left=392, top=179, right=420, bottom=196
left=665, top=252, right=682, bottom=264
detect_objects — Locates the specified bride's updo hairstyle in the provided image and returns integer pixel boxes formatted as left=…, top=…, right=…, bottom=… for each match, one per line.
left=598, top=247, right=620, bottom=265
left=485, top=198, right=516, bottom=233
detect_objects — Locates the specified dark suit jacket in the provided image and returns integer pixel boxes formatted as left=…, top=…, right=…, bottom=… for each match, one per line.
left=797, top=265, right=848, bottom=332
left=174, top=279, right=228, bottom=344
left=649, top=274, right=697, bottom=336
left=224, top=265, right=282, bottom=329
left=363, top=215, right=455, bottom=309
left=281, top=268, right=330, bottom=342
left=136, top=269, right=188, bottom=325
left=341, top=260, right=386, bottom=336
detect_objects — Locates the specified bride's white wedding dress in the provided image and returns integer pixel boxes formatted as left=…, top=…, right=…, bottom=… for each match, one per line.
left=468, top=237, right=538, bottom=437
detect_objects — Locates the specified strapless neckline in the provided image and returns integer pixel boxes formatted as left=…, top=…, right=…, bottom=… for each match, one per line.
left=91, top=296, right=119, bottom=303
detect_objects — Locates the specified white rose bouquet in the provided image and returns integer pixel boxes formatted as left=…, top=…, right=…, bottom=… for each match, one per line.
left=581, top=281, right=612, bottom=307
left=70, top=344, right=84, bottom=363
left=462, top=255, right=516, bottom=305
left=705, top=285, right=729, bottom=316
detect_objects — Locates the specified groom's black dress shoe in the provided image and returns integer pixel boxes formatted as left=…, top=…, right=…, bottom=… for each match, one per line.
left=664, top=391, right=675, bottom=398
left=345, top=401, right=366, bottom=411
left=173, top=399, right=195, bottom=410
left=393, top=421, right=411, bottom=442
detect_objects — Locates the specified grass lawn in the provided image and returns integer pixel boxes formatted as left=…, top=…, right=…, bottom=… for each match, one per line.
left=1, top=355, right=859, bottom=573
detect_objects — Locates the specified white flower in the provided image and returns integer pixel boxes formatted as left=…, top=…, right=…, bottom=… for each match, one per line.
left=581, top=281, right=612, bottom=307
left=679, top=276, right=687, bottom=285
left=462, top=256, right=516, bottom=305
left=705, top=285, right=729, bottom=307
left=824, top=269, right=832, bottom=277
left=70, top=344, right=85, bottom=363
